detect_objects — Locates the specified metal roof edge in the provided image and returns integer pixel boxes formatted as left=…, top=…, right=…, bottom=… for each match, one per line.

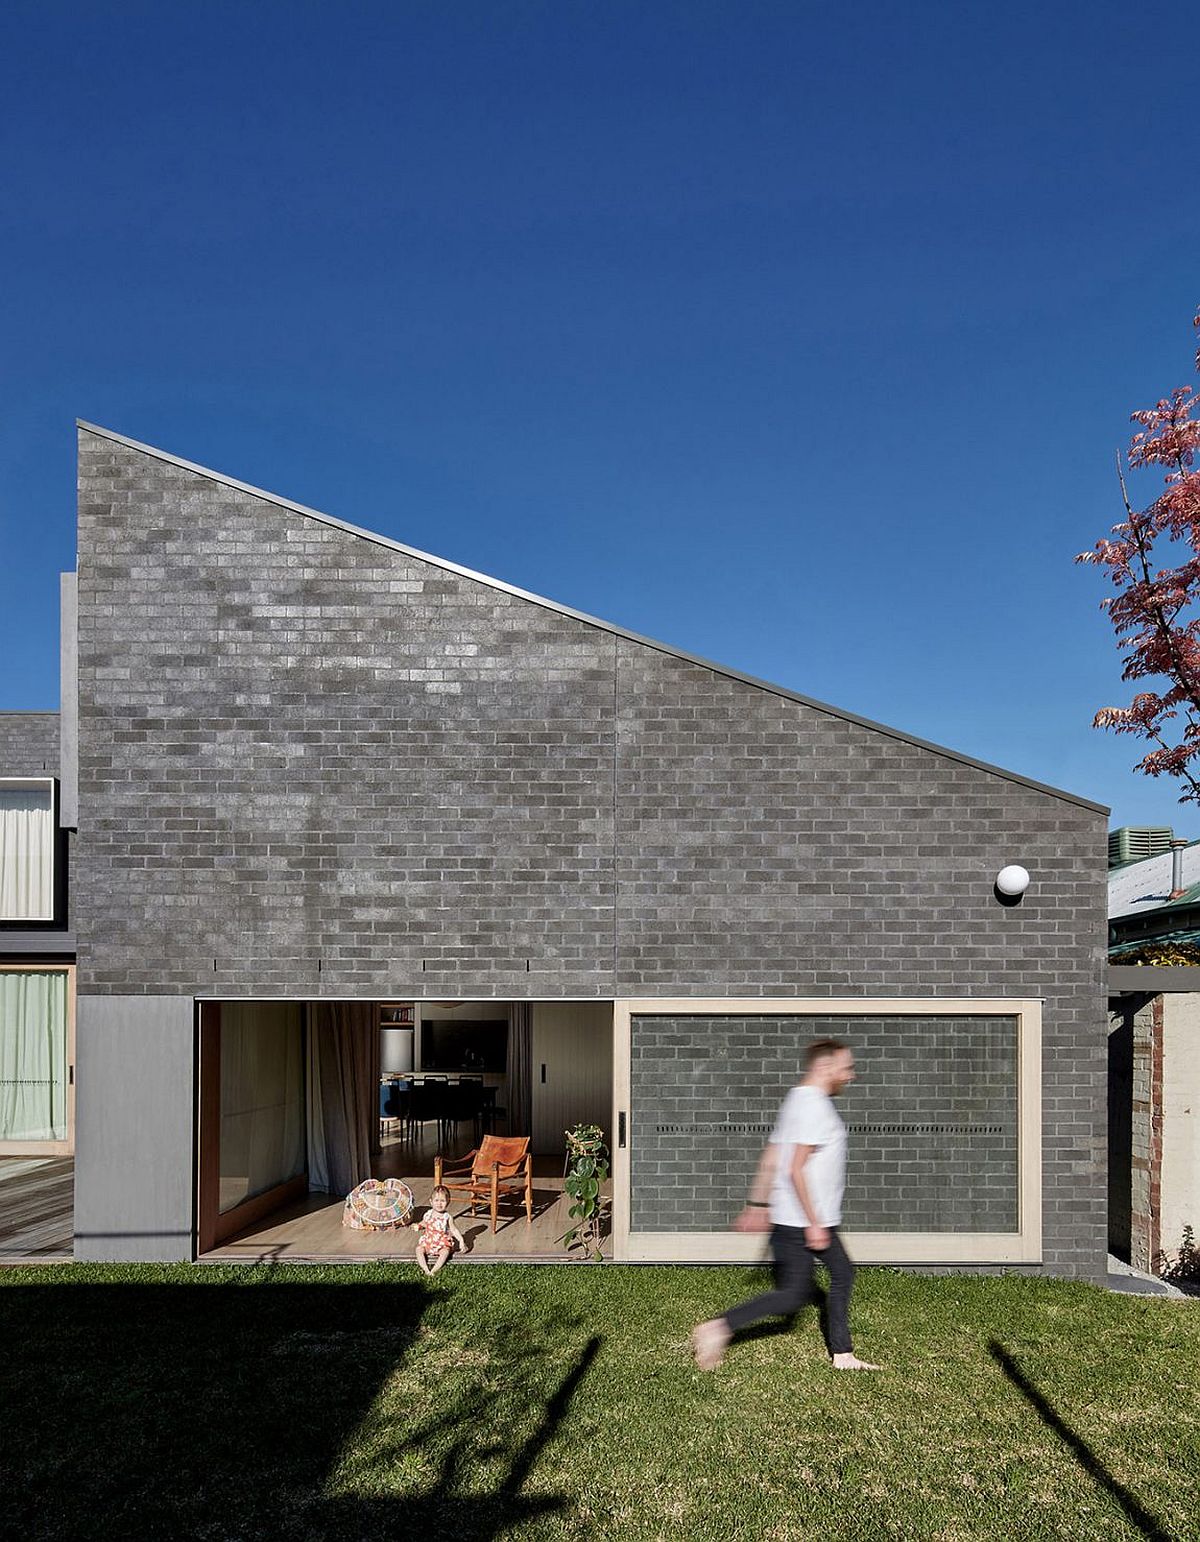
left=76, top=420, right=1109, bottom=816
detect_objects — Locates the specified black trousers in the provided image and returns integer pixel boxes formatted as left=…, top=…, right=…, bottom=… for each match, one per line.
left=724, top=1223, right=854, bottom=1355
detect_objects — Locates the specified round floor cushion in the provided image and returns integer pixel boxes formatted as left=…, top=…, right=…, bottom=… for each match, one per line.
left=342, top=1178, right=415, bottom=1231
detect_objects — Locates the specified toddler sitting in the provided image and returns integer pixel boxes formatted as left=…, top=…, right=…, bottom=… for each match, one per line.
left=415, top=1185, right=465, bottom=1275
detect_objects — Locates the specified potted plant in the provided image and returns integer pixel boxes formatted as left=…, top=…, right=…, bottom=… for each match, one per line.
left=559, top=1122, right=609, bottom=1260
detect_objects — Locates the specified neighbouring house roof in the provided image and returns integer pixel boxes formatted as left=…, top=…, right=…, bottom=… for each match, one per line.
left=78, top=420, right=1108, bottom=816
left=1108, top=842, right=1200, bottom=921
left=1109, top=925, right=1200, bottom=966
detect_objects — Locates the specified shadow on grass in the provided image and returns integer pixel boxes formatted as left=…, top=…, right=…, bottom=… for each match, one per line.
left=988, top=1341, right=1170, bottom=1542
left=0, top=1277, right=597, bottom=1541
left=328, top=1335, right=601, bottom=1538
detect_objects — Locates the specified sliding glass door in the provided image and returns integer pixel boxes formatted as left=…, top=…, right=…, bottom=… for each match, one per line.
left=612, top=997, right=1041, bottom=1265
left=197, top=1001, right=308, bottom=1254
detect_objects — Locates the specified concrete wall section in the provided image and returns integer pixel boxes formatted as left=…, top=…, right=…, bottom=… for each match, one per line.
left=74, top=994, right=195, bottom=1261
left=0, top=712, right=59, bottom=776
left=59, top=573, right=78, bottom=828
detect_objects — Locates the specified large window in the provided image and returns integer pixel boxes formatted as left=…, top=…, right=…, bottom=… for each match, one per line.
left=0, top=968, right=70, bottom=1145
left=613, top=998, right=1041, bottom=1265
left=0, top=779, right=56, bottom=922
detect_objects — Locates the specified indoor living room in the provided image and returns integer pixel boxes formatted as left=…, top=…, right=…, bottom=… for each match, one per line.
left=197, top=999, right=613, bottom=1264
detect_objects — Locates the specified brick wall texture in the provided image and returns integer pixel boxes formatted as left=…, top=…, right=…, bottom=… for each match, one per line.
left=0, top=712, right=59, bottom=776
left=631, top=1014, right=1018, bottom=1233
left=75, top=428, right=1109, bottom=1276
left=1129, top=996, right=1162, bottom=1273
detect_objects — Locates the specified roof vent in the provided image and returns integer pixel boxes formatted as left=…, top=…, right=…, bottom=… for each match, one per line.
left=1108, top=826, right=1174, bottom=868
left=1170, top=837, right=1189, bottom=899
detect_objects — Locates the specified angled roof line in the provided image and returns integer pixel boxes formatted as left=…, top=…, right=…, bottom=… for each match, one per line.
left=76, top=420, right=1108, bottom=815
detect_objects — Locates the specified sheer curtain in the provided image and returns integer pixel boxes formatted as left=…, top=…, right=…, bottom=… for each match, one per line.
left=0, top=784, right=55, bottom=920
left=508, top=1003, right=533, bottom=1136
left=218, top=1003, right=305, bottom=1214
left=0, top=970, right=68, bottom=1142
left=307, top=1002, right=379, bottom=1194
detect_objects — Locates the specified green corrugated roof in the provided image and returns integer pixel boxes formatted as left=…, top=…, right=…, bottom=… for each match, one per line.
left=1110, top=925, right=1200, bottom=961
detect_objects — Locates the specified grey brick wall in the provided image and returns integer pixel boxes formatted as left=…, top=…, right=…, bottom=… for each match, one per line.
left=75, top=427, right=1108, bottom=1276
left=0, top=712, right=59, bottom=776
left=630, top=1014, right=1018, bottom=1232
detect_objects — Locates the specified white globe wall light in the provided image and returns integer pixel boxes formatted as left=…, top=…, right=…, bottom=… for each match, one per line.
left=995, top=865, right=1030, bottom=898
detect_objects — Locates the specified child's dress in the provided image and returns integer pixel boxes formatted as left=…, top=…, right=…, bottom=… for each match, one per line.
left=418, top=1209, right=454, bottom=1258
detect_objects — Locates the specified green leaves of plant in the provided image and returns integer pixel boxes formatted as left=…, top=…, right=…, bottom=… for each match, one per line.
left=560, top=1121, right=610, bottom=1259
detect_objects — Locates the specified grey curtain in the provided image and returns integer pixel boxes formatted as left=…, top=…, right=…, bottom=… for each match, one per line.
left=508, top=1003, right=533, bottom=1136
left=307, top=1001, right=379, bottom=1194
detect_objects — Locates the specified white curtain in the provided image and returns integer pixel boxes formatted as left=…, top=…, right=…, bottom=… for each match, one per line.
left=0, top=970, right=68, bottom=1142
left=218, top=1004, right=305, bottom=1214
left=0, top=784, right=55, bottom=921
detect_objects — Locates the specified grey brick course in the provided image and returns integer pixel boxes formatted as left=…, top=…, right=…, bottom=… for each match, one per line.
left=0, top=712, right=59, bottom=776
left=631, top=1014, right=1018, bottom=1232
left=74, top=428, right=1108, bottom=1277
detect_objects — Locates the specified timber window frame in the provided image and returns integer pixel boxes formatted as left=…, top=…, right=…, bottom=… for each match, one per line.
left=0, top=962, right=76, bottom=1157
left=611, top=997, right=1042, bottom=1265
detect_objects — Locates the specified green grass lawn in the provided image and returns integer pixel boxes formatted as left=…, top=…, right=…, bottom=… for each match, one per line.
left=1, top=1263, right=1196, bottom=1541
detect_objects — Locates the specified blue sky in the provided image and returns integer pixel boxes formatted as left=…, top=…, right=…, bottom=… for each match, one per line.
left=2, top=1, right=1198, bottom=829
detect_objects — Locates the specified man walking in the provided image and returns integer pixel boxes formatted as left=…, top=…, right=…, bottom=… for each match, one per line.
left=691, top=1038, right=880, bottom=1372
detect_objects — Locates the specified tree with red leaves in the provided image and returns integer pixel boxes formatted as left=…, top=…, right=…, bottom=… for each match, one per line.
left=1078, top=310, right=1200, bottom=802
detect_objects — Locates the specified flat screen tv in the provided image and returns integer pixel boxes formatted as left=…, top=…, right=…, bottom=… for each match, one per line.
left=420, top=1019, right=508, bottom=1072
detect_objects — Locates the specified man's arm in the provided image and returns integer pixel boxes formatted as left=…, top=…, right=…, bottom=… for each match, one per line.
left=790, top=1144, right=829, bottom=1250
left=732, top=1142, right=777, bottom=1232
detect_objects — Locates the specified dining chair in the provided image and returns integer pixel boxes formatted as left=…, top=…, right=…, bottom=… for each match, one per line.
left=434, top=1136, right=533, bottom=1232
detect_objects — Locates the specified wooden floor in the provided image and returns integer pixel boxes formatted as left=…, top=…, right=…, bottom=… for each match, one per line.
left=205, top=1129, right=612, bottom=1264
left=0, top=1158, right=74, bottom=1263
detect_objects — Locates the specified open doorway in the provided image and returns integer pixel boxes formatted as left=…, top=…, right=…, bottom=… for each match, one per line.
left=196, top=999, right=614, bottom=1263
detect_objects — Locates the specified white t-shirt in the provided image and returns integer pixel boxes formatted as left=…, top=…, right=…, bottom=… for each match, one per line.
left=768, top=1084, right=847, bottom=1229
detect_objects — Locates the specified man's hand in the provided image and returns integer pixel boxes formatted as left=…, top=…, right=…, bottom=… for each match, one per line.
left=733, top=1206, right=772, bottom=1234
left=805, top=1224, right=830, bottom=1250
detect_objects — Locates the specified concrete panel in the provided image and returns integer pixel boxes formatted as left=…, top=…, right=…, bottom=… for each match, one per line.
left=74, top=995, right=194, bottom=1262
left=59, top=573, right=78, bottom=828
left=1109, top=966, right=1200, bottom=993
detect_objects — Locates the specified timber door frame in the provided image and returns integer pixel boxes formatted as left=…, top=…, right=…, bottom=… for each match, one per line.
left=611, top=997, right=1042, bottom=1265
left=195, top=1001, right=308, bottom=1255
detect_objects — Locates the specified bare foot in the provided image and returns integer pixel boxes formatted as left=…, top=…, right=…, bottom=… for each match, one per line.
left=832, top=1352, right=881, bottom=1371
left=691, top=1318, right=731, bottom=1371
